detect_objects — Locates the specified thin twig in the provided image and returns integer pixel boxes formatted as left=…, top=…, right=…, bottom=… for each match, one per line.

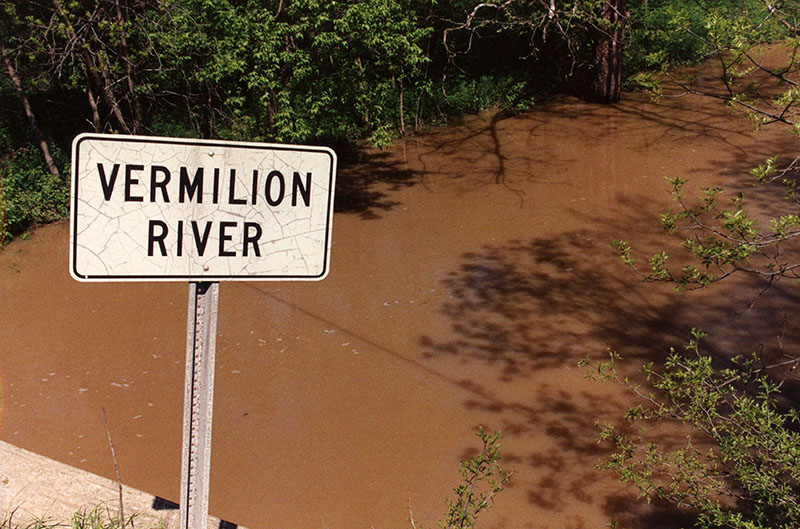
left=408, top=499, right=419, bottom=529
left=102, top=407, right=125, bottom=528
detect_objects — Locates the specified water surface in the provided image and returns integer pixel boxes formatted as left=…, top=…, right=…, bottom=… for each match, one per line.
left=2, top=78, right=799, bottom=529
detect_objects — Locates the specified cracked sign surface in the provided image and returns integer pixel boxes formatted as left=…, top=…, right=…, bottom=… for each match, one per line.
left=70, top=134, right=337, bottom=281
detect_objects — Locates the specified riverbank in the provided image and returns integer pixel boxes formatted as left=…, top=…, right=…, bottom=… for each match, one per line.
left=0, top=439, right=241, bottom=529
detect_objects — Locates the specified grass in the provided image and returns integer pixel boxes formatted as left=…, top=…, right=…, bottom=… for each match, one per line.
left=1, top=505, right=161, bottom=529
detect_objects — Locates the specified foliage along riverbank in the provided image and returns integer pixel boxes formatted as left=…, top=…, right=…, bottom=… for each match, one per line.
left=0, top=0, right=792, bottom=243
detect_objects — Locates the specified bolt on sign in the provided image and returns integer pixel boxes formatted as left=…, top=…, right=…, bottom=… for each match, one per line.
left=70, top=133, right=337, bottom=281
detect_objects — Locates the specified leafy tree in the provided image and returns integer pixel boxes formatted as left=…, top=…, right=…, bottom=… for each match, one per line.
left=147, top=0, right=433, bottom=144
left=0, top=0, right=435, bottom=240
left=3, top=0, right=152, bottom=135
left=613, top=1, right=800, bottom=290
left=0, top=0, right=435, bottom=143
left=2, top=0, right=794, bottom=244
left=624, top=0, right=785, bottom=73
left=0, top=145, right=68, bottom=243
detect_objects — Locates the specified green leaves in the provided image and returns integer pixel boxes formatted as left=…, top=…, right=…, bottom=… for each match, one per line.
left=609, top=166, right=800, bottom=290
left=610, top=240, right=635, bottom=266
left=647, top=251, right=671, bottom=280
left=770, top=214, right=800, bottom=238
left=0, top=145, right=69, bottom=243
left=751, top=156, right=778, bottom=183
left=439, top=427, right=510, bottom=529
left=4, top=0, right=434, bottom=145
left=588, top=333, right=800, bottom=529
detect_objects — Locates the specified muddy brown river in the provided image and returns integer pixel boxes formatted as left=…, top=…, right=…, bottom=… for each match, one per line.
left=3, top=68, right=800, bottom=529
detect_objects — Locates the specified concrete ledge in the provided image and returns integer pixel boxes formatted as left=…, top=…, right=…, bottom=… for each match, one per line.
left=0, top=441, right=238, bottom=529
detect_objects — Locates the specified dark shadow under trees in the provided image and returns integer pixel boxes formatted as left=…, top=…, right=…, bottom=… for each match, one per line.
left=333, top=149, right=422, bottom=220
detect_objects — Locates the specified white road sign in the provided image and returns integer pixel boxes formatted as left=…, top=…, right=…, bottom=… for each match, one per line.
left=70, top=134, right=337, bottom=281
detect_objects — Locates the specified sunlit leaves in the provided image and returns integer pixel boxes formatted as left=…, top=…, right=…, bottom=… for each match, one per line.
left=586, top=332, right=800, bottom=529
left=647, top=251, right=671, bottom=280
left=438, top=428, right=510, bottom=529
left=770, top=214, right=800, bottom=237
left=610, top=164, right=800, bottom=290
left=610, top=239, right=635, bottom=266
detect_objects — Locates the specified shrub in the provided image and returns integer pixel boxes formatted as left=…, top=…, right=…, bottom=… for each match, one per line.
left=584, top=330, right=800, bottom=529
left=0, top=147, right=69, bottom=244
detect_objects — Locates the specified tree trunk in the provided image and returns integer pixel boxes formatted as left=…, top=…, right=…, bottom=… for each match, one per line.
left=96, top=56, right=133, bottom=133
left=114, top=0, right=143, bottom=133
left=52, top=0, right=132, bottom=134
left=0, top=41, right=60, bottom=178
left=87, top=87, right=102, bottom=131
left=588, top=0, right=628, bottom=104
left=0, top=173, right=7, bottom=246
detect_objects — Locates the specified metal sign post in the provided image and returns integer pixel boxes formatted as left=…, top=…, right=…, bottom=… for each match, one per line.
left=69, top=133, right=336, bottom=528
left=181, top=281, right=219, bottom=529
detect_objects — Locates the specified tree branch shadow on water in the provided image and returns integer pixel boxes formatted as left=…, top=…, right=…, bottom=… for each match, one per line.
left=418, top=231, right=689, bottom=378
left=417, top=196, right=800, bottom=528
left=334, top=108, right=588, bottom=219
left=603, top=495, right=699, bottom=529
left=332, top=83, right=784, bottom=222
left=415, top=231, right=689, bottom=528
left=333, top=148, right=422, bottom=219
